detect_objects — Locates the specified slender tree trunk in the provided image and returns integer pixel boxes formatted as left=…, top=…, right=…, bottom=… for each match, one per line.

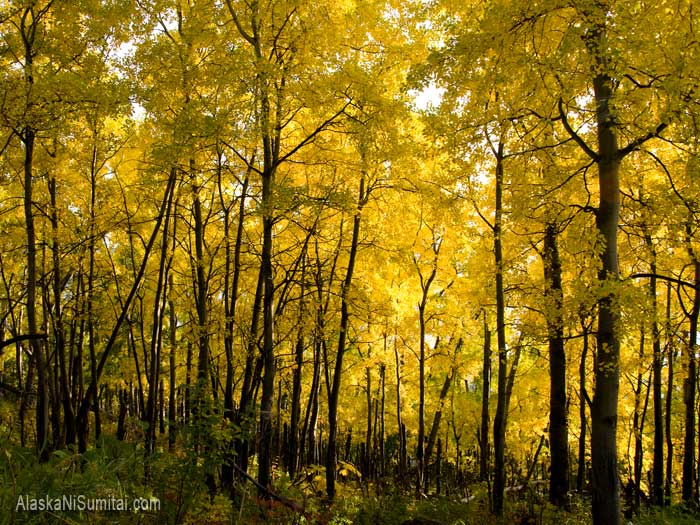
left=49, top=177, right=74, bottom=447
left=416, top=248, right=438, bottom=494
left=577, top=320, right=590, bottom=493
left=633, top=365, right=651, bottom=513
left=326, top=174, right=365, bottom=500
left=184, top=340, right=193, bottom=425
left=19, top=1, right=50, bottom=463
left=425, top=362, right=456, bottom=464
left=543, top=223, right=569, bottom=506
left=117, top=389, right=127, bottom=441
left=394, top=332, right=406, bottom=476
left=236, top=266, right=264, bottom=476
left=24, top=126, right=49, bottom=461
left=645, top=234, right=664, bottom=506
left=365, top=353, right=373, bottom=479
left=289, top=323, right=304, bottom=476
left=220, top=160, right=248, bottom=488
left=492, top=141, right=508, bottom=516
left=258, top=165, right=276, bottom=492
left=682, top=240, right=699, bottom=502
left=665, top=283, right=674, bottom=504
left=168, top=275, right=177, bottom=451
left=306, top=337, right=321, bottom=466
left=480, top=315, right=491, bottom=482
left=145, top=167, right=175, bottom=460
left=379, top=361, right=386, bottom=476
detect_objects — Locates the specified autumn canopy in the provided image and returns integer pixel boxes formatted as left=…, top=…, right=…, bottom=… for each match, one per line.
left=0, top=1, right=698, bottom=524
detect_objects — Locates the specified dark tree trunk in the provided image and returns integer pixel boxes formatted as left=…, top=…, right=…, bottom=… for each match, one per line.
left=184, top=340, right=193, bottom=425
left=645, top=234, right=664, bottom=506
left=425, top=361, right=456, bottom=464
left=117, top=389, right=127, bottom=441
left=364, top=357, right=372, bottom=479
left=415, top=242, right=438, bottom=494
left=303, top=327, right=321, bottom=466
left=288, top=312, right=305, bottom=477
left=24, top=126, right=49, bottom=461
left=258, top=169, right=276, bottom=492
left=394, top=332, right=406, bottom=476
left=379, top=361, right=386, bottom=476
left=159, top=379, right=165, bottom=434
left=326, top=174, right=365, bottom=500
left=577, top=320, right=591, bottom=493
left=145, top=167, right=175, bottom=459
left=49, top=177, right=74, bottom=448
left=543, top=223, right=569, bottom=507
left=236, top=267, right=264, bottom=476
left=220, top=162, right=248, bottom=488
left=492, top=140, right=507, bottom=517
left=665, top=283, right=674, bottom=504
left=480, top=316, right=491, bottom=482
left=682, top=241, right=699, bottom=502
left=168, top=275, right=177, bottom=451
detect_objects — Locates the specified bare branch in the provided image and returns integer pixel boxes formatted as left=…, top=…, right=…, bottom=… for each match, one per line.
left=558, top=98, right=598, bottom=161
left=618, top=122, right=668, bottom=159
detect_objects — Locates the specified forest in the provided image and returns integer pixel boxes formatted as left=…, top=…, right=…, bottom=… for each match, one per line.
left=0, top=0, right=699, bottom=524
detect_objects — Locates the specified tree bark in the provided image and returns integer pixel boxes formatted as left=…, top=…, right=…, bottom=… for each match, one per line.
left=543, top=223, right=569, bottom=506
left=415, top=240, right=438, bottom=494
left=682, top=232, right=699, bottom=502
left=664, top=283, right=674, bottom=504
left=577, top=319, right=591, bottom=493
left=645, top=233, right=664, bottom=506
left=326, top=173, right=365, bottom=500
left=480, top=315, right=491, bottom=482
left=168, top=275, right=177, bottom=451
left=492, top=140, right=507, bottom=517
left=49, top=177, right=74, bottom=448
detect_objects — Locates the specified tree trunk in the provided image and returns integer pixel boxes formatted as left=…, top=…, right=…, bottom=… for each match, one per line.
left=577, top=320, right=591, bottom=493
left=682, top=238, right=699, bottom=502
left=288, top=295, right=305, bottom=477
left=492, top=140, right=508, bottom=516
left=49, top=177, right=74, bottom=448
left=379, top=361, right=386, bottom=476
left=633, top=365, right=651, bottom=513
left=24, top=125, right=49, bottom=461
left=168, top=278, right=177, bottom=451
left=425, top=361, right=456, bottom=464
left=480, top=316, right=491, bottom=482
left=581, top=14, right=623, bottom=523
left=257, top=162, right=276, bottom=493
left=220, top=158, right=248, bottom=487
left=236, top=266, right=264, bottom=476
left=326, top=174, right=365, bottom=500
left=395, top=332, right=406, bottom=476
left=643, top=233, right=664, bottom=506
left=664, top=283, right=674, bottom=504
left=145, top=167, right=175, bottom=459
left=365, top=356, right=373, bottom=479
left=543, top=223, right=569, bottom=506
left=415, top=244, right=438, bottom=494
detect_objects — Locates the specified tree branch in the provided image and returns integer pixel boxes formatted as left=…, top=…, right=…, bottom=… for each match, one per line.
left=617, top=122, right=668, bottom=159
left=628, top=272, right=697, bottom=290
left=557, top=98, right=598, bottom=161
left=0, top=333, right=47, bottom=350
left=224, top=0, right=255, bottom=46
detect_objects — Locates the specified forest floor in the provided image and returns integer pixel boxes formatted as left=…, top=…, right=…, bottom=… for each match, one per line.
left=1, top=432, right=699, bottom=524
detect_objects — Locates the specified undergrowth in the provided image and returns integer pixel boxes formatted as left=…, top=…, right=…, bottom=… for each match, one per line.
left=1, top=433, right=699, bottom=525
